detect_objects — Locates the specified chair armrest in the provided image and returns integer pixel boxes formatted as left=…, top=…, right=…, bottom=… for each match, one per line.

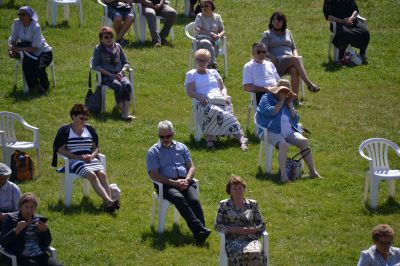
left=48, top=246, right=57, bottom=259
left=218, top=232, right=227, bottom=258
left=262, top=230, right=269, bottom=263
left=357, top=15, right=367, bottom=22
left=97, top=0, right=106, bottom=7
left=358, top=147, right=372, bottom=161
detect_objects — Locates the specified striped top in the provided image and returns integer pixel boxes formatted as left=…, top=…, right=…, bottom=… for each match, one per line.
left=65, top=127, right=94, bottom=155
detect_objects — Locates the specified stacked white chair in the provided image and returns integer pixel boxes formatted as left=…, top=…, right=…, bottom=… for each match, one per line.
left=359, top=138, right=400, bottom=209
left=0, top=112, right=41, bottom=176
left=57, top=153, right=106, bottom=207
left=46, top=0, right=83, bottom=27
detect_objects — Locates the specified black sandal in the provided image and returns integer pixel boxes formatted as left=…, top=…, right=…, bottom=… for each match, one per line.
left=307, top=83, right=320, bottom=92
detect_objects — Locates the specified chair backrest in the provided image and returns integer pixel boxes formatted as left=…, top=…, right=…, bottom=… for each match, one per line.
left=184, top=22, right=196, bottom=41
left=0, top=112, right=25, bottom=144
left=359, top=138, right=400, bottom=170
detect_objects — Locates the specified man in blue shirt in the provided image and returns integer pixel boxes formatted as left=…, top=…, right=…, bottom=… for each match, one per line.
left=146, top=120, right=210, bottom=243
left=0, top=163, right=22, bottom=229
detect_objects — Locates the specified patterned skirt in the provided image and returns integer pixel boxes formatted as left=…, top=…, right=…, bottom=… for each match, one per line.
left=226, top=239, right=267, bottom=266
left=196, top=103, right=243, bottom=137
left=69, top=158, right=104, bottom=177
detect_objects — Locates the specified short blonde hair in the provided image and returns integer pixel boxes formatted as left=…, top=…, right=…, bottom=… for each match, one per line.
left=195, top=49, right=211, bottom=60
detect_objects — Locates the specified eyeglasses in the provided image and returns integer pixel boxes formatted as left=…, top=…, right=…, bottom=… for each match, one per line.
left=18, top=13, right=28, bottom=17
left=103, top=35, right=113, bottom=40
left=79, top=116, right=89, bottom=121
left=377, top=240, right=393, bottom=246
left=201, top=5, right=210, bottom=8
left=196, top=58, right=209, bottom=62
left=256, top=50, right=267, bottom=55
left=159, top=134, right=173, bottom=140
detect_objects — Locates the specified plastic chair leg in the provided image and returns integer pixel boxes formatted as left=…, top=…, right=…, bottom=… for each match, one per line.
left=63, top=4, right=70, bottom=21
left=51, top=62, right=56, bottom=87
left=36, top=147, right=42, bottom=177
left=59, top=175, right=64, bottom=201
left=78, top=2, right=83, bottom=26
left=388, top=180, right=396, bottom=198
left=14, top=61, right=19, bottom=88
left=258, top=140, right=264, bottom=169
left=51, top=3, right=58, bottom=26
left=64, top=177, right=74, bottom=207
left=157, top=200, right=169, bottom=233
left=173, top=207, right=180, bottom=224
left=83, top=179, right=90, bottom=197
left=139, top=15, right=147, bottom=42
left=150, top=193, right=157, bottom=227
left=369, top=175, right=379, bottom=209
left=265, top=143, right=273, bottom=174
left=218, top=233, right=228, bottom=266
left=101, top=86, right=107, bottom=113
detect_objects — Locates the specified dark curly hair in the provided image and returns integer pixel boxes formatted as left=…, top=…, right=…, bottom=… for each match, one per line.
left=226, top=175, right=247, bottom=195
left=372, top=224, right=395, bottom=241
left=70, top=103, right=89, bottom=120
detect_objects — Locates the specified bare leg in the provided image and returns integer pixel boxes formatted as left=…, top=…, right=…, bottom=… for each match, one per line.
left=85, top=172, right=113, bottom=203
left=117, top=16, right=134, bottom=40
left=287, top=66, right=299, bottom=98
left=113, top=16, right=123, bottom=39
left=278, top=141, right=290, bottom=182
left=294, top=137, right=320, bottom=177
left=95, top=170, right=111, bottom=197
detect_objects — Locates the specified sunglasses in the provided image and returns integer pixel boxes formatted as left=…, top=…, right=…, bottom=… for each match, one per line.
left=201, top=4, right=210, bottom=8
left=103, top=35, right=113, bottom=40
left=196, top=58, right=209, bottom=62
left=377, top=240, right=393, bottom=246
left=159, top=134, right=173, bottom=140
left=18, top=13, right=28, bottom=17
left=256, top=50, right=267, bottom=55
left=79, top=116, right=89, bottom=121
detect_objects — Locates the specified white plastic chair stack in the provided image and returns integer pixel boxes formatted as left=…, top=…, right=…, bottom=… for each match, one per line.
left=46, top=0, right=83, bottom=27
left=89, top=58, right=136, bottom=114
left=184, top=22, right=228, bottom=77
left=359, top=138, right=400, bottom=209
left=328, top=15, right=367, bottom=62
left=218, top=231, right=269, bottom=266
left=0, top=245, right=57, bottom=266
left=97, top=0, right=139, bottom=42
left=149, top=177, right=199, bottom=233
left=0, top=112, right=41, bottom=176
left=138, top=3, right=175, bottom=43
left=58, top=153, right=106, bottom=207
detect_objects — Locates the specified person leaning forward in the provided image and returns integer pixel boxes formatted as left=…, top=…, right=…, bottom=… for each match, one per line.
left=146, top=120, right=211, bottom=243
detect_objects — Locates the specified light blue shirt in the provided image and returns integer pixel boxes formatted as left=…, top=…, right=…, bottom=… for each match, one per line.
left=146, top=140, right=192, bottom=179
left=357, top=245, right=400, bottom=266
left=0, top=181, right=21, bottom=212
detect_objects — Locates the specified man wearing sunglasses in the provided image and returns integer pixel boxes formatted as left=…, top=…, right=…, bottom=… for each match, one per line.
left=357, top=224, right=400, bottom=265
left=146, top=120, right=211, bottom=243
left=242, top=42, right=280, bottom=105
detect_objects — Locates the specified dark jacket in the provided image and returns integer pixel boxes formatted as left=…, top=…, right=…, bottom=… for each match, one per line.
left=0, top=211, right=52, bottom=255
left=52, top=124, right=99, bottom=167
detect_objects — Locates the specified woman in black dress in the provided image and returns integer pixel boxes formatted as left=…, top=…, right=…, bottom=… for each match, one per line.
left=323, top=0, right=370, bottom=64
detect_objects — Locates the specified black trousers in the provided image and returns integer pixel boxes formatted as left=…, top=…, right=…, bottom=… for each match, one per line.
left=156, top=180, right=205, bottom=235
left=22, top=51, right=53, bottom=92
left=17, top=253, right=63, bottom=266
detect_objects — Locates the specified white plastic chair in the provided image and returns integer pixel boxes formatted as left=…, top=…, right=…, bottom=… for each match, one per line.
left=254, top=113, right=274, bottom=174
left=46, top=0, right=83, bottom=27
left=218, top=231, right=269, bottom=266
left=138, top=3, right=175, bottom=43
left=174, top=0, right=190, bottom=16
left=89, top=58, right=136, bottom=114
left=149, top=177, right=199, bottom=233
left=97, top=0, right=139, bottom=42
left=185, top=22, right=228, bottom=77
left=328, top=15, right=367, bottom=62
left=0, top=112, right=41, bottom=176
left=359, top=138, right=400, bottom=209
left=57, top=153, right=106, bottom=207
left=0, top=245, right=57, bottom=266
left=187, top=99, right=202, bottom=142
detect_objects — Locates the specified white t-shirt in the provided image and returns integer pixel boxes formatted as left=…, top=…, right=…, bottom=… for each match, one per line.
left=242, top=59, right=280, bottom=88
left=184, top=69, right=222, bottom=97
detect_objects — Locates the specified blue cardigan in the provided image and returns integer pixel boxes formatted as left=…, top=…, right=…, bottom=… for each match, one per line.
left=256, top=93, right=301, bottom=136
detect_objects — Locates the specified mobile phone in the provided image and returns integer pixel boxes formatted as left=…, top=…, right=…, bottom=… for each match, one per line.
left=38, top=217, right=48, bottom=223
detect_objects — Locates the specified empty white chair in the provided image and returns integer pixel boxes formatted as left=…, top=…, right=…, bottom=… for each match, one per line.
left=89, top=58, right=136, bottom=114
left=97, top=0, right=139, bottom=42
left=359, top=138, right=400, bottom=209
left=57, top=153, right=106, bottom=207
left=46, top=0, right=83, bottom=27
left=149, top=177, right=199, bottom=233
left=138, top=3, right=175, bottom=43
left=0, top=245, right=57, bottom=266
left=0, top=112, right=41, bottom=176
left=185, top=22, right=228, bottom=77
left=328, top=15, right=367, bottom=62
left=218, top=231, right=269, bottom=266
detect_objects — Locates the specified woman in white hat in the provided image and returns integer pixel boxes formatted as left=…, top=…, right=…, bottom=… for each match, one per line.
left=256, top=79, right=321, bottom=183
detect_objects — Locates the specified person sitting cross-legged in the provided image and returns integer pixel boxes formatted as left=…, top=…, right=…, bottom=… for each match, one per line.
left=146, top=120, right=211, bottom=243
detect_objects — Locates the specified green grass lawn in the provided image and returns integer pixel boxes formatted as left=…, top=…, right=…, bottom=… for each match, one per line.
left=1, top=0, right=400, bottom=265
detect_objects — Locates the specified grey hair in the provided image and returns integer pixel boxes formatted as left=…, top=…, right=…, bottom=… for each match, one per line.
left=158, top=120, right=174, bottom=133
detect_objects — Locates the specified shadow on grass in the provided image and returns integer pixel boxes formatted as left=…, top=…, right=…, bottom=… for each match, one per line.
left=363, top=197, right=400, bottom=216
left=47, top=197, right=112, bottom=216
left=255, top=167, right=282, bottom=185
left=141, top=224, right=208, bottom=250
left=0, top=0, right=19, bottom=9
left=175, top=13, right=194, bottom=26
left=6, top=86, right=49, bottom=102
left=245, top=129, right=260, bottom=144
left=321, top=60, right=357, bottom=72
left=90, top=107, right=124, bottom=122
left=43, top=21, right=71, bottom=29
left=184, top=135, right=244, bottom=151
